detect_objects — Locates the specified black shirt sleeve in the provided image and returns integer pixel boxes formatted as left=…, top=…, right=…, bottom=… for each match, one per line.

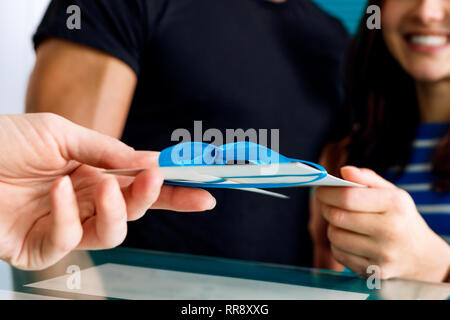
left=34, top=0, right=166, bottom=75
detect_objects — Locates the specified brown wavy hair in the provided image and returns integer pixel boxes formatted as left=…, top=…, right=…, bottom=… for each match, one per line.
left=332, top=0, right=450, bottom=192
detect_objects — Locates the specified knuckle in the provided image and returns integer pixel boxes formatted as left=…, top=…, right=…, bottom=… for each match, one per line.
left=386, top=191, right=396, bottom=206
left=114, top=230, right=128, bottom=247
left=378, top=263, right=394, bottom=280
left=327, top=225, right=333, bottom=242
left=329, top=207, right=345, bottom=226
left=41, top=112, right=60, bottom=122
left=128, top=209, right=148, bottom=222
left=330, top=246, right=348, bottom=267
left=106, top=210, right=127, bottom=226
left=51, top=236, right=76, bottom=254
left=398, top=189, right=412, bottom=202
left=57, top=241, right=75, bottom=254
left=369, top=220, right=383, bottom=236
left=330, top=245, right=342, bottom=261
left=354, top=263, right=369, bottom=277
left=361, top=168, right=376, bottom=177
left=10, top=260, right=29, bottom=271
left=327, top=225, right=338, bottom=243
left=101, top=236, right=123, bottom=250
left=341, top=189, right=355, bottom=208
left=99, top=227, right=127, bottom=249
left=377, top=246, right=396, bottom=265
left=143, top=177, right=164, bottom=204
left=41, top=112, right=65, bottom=128
left=318, top=201, right=327, bottom=214
left=392, top=189, right=411, bottom=212
left=387, top=215, right=404, bottom=238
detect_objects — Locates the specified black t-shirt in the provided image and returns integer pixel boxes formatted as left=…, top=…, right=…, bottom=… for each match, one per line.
left=34, top=0, right=350, bottom=267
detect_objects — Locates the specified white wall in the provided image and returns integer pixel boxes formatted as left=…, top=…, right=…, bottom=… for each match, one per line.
left=0, top=0, right=50, bottom=291
left=0, top=0, right=50, bottom=115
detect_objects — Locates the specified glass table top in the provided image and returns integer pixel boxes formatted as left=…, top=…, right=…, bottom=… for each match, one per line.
left=0, top=247, right=449, bottom=300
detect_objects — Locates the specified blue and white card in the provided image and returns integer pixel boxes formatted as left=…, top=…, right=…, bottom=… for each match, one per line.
left=105, top=142, right=364, bottom=198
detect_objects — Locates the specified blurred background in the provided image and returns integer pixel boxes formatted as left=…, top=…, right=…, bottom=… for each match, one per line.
left=0, top=0, right=367, bottom=291
left=0, top=0, right=366, bottom=115
left=0, top=0, right=50, bottom=115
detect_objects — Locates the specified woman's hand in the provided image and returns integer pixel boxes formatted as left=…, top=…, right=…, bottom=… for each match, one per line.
left=316, top=166, right=450, bottom=282
left=0, top=114, right=216, bottom=271
left=309, top=190, right=344, bottom=271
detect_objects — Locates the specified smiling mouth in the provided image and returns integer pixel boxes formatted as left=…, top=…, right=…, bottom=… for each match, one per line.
left=404, top=33, right=450, bottom=49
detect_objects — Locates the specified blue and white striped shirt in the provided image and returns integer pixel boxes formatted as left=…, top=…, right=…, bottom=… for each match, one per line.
left=384, top=123, right=450, bottom=244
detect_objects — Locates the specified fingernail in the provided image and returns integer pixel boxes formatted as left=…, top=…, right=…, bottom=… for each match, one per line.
left=57, top=176, right=75, bottom=202
left=59, top=176, right=72, bottom=193
left=105, top=178, right=121, bottom=204
left=208, top=197, right=217, bottom=210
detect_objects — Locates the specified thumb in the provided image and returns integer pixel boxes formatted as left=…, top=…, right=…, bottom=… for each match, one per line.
left=340, top=166, right=396, bottom=189
left=53, top=116, right=159, bottom=169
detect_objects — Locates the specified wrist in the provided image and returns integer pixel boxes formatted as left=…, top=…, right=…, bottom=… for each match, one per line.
left=419, top=234, right=450, bottom=282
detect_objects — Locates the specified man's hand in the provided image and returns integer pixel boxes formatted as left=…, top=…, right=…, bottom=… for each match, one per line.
left=0, top=114, right=216, bottom=270
left=316, top=166, right=450, bottom=282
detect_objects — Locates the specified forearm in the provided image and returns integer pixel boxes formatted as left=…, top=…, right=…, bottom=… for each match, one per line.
left=26, top=39, right=137, bottom=138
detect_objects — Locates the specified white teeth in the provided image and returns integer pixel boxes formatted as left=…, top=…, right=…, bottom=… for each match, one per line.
left=410, top=35, right=448, bottom=46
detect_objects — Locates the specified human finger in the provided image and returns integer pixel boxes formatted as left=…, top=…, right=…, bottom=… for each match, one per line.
left=341, top=166, right=396, bottom=189
left=121, top=168, right=164, bottom=221
left=330, top=244, right=371, bottom=277
left=327, top=225, right=378, bottom=261
left=40, top=176, right=83, bottom=269
left=316, top=186, right=394, bottom=212
left=321, top=203, right=384, bottom=235
left=151, top=185, right=216, bottom=212
left=77, top=177, right=128, bottom=249
left=51, top=114, right=159, bottom=169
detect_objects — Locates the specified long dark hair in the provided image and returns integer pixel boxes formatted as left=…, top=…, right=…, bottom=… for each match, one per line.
left=339, top=0, right=450, bottom=192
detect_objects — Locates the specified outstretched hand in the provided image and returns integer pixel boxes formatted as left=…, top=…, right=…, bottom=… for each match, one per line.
left=0, top=114, right=216, bottom=270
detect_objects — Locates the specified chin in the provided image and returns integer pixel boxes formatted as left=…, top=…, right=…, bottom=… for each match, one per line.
left=404, top=63, right=450, bottom=82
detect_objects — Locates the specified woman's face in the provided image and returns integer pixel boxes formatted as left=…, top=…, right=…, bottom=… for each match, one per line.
left=382, top=0, right=450, bottom=82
